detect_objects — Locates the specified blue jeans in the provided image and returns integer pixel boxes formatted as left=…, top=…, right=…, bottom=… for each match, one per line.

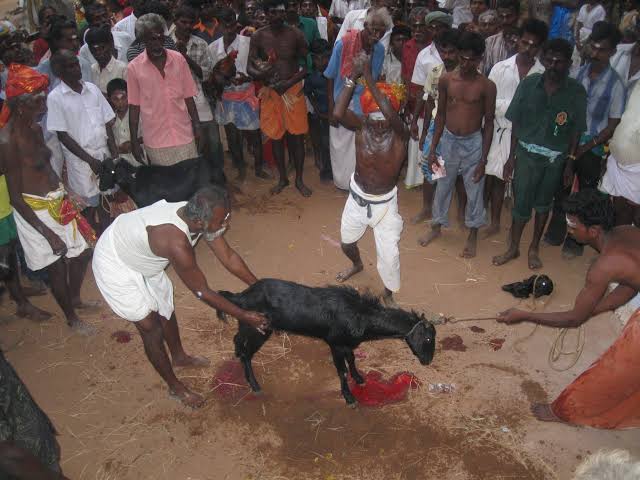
left=432, top=128, right=486, bottom=228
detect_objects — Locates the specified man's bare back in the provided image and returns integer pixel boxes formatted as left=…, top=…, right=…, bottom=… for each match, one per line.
left=593, top=226, right=640, bottom=292
left=442, top=70, right=494, bottom=136
left=354, top=127, right=407, bottom=195
left=250, top=26, right=306, bottom=84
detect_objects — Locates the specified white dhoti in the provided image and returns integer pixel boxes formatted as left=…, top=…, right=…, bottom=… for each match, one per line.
left=330, top=124, right=356, bottom=190
left=404, top=118, right=424, bottom=188
left=13, top=190, right=89, bottom=271
left=600, top=154, right=640, bottom=205
left=340, top=175, right=404, bottom=292
left=92, top=226, right=174, bottom=321
left=486, top=126, right=511, bottom=180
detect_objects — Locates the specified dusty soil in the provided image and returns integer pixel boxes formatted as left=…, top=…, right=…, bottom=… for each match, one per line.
left=1, top=164, right=639, bottom=480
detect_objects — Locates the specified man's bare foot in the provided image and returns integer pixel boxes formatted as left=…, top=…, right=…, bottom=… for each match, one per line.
left=169, top=387, right=205, bottom=409
left=72, top=300, right=102, bottom=312
left=531, top=403, right=564, bottom=423
left=418, top=228, right=441, bottom=247
left=16, top=303, right=52, bottom=322
left=461, top=232, right=477, bottom=258
left=482, top=224, right=500, bottom=239
left=492, top=246, right=520, bottom=266
left=528, top=249, right=543, bottom=270
left=336, top=263, right=363, bottom=283
left=270, top=180, right=290, bottom=195
left=410, top=209, right=432, bottom=225
left=172, top=354, right=211, bottom=368
left=295, top=179, right=312, bottom=197
left=69, top=320, right=97, bottom=336
left=255, top=169, right=272, bottom=180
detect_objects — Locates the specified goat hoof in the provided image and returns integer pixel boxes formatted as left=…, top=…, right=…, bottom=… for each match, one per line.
left=353, top=374, right=365, bottom=385
left=251, top=389, right=263, bottom=396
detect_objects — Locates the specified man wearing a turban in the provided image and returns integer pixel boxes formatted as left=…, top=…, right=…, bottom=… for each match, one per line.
left=332, top=52, right=408, bottom=306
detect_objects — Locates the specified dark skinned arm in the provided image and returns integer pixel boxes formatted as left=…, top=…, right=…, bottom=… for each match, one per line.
left=497, top=262, right=612, bottom=328
left=105, top=118, right=118, bottom=159
left=246, top=31, right=270, bottom=80
left=563, top=130, right=580, bottom=188
left=327, top=77, right=337, bottom=126
left=592, top=284, right=638, bottom=315
left=0, top=442, right=69, bottom=480
left=184, top=97, right=202, bottom=148
left=56, top=132, right=101, bottom=174
left=419, top=96, right=435, bottom=151
left=207, top=236, right=258, bottom=286
left=332, top=78, right=363, bottom=130
left=502, top=128, right=518, bottom=180
left=427, top=74, right=448, bottom=172
left=474, top=79, right=497, bottom=182
left=164, top=233, right=268, bottom=330
left=575, top=118, right=621, bottom=159
left=128, top=104, right=146, bottom=165
left=410, top=83, right=425, bottom=141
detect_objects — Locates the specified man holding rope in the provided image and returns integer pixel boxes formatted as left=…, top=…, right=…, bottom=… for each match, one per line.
left=498, top=190, right=640, bottom=429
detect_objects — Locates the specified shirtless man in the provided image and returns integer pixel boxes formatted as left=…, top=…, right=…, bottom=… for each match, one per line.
left=333, top=53, right=409, bottom=306
left=3, top=68, right=96, bottom=334
left=498, top=190, right=640, bottom=429
left=421, top=31, right=496, bottom=258
left=248, top=0, right=311, bottom=197
left=93, top=187, right=268, bottom=407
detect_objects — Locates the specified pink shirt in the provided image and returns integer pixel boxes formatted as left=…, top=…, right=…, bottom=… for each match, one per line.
left=127, top=49, right=198, bottom=149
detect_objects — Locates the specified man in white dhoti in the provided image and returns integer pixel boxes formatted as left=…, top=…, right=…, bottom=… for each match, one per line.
left=93, top=187, right=268, bottom=408
left=333, top=54, right=408, bottom=306
left=484, top=19, right=546, bottom=237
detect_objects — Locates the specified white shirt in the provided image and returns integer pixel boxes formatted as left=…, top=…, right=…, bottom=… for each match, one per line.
left=316, top=16, right=329, bottom=41
left=411, top=43, right=443, bottom=86
left=611, top=42, right=640, bottom=89
left=329, top=0, right=370, bottom=19
left=113, top=13, right=137, bottom=40
left=47, top=81, right=115, bottom=198
left=79, top=30, right=133, bottom=65
left=91, top=56, right=128, bottom=94
left=576, top=4, right=606, bottom=42
left=381, top=50, right=402, bottom=83
left=453, top=5, right=473, bottom=27
left=209, top=34, right=250, bottom=75
left=113, top=111, right=143, bottom=166
left=336, top=8, right=391, bottom=51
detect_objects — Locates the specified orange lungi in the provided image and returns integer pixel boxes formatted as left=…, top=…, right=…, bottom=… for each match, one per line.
left=259, top=81, right=308, bottom=140
left=551, top=308, right=640, bottom=429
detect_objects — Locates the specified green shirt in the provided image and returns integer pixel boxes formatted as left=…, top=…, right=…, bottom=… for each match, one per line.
left=287, top=16, right=321, bottom=71
left=506, top=73, right=587, bottom=153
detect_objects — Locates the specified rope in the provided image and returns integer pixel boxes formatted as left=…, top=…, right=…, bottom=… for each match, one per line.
left=548, top=325, right=586, bottom=372
left=100, top=193, right=112, bottom=215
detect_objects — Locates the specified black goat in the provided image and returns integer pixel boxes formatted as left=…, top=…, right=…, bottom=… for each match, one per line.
left=216, top=279, right=436, bottom=405
left=98, top=156, right=226, bottom=207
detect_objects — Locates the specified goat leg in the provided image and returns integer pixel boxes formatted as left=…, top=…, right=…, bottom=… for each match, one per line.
left=330, top=345, right=356, bottom=406
left=234, top=328, right=271, bottom=393
left=241, top=357, right=262, bottom=393
left=345, top=349, right=365, bottom=385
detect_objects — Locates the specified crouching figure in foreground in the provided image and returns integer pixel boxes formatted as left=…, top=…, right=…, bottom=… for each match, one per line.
left=93, top=186, right=268, bottom=408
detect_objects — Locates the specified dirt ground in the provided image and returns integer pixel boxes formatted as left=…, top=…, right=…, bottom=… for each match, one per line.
left=1, top=164, right=639, bottom=480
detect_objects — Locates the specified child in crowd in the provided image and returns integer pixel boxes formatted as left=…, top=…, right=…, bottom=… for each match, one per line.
left=106, top=78, right=143, bottom=167
left=304, top=38, right=332, bottom=182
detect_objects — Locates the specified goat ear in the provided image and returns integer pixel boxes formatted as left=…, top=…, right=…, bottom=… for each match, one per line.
left=420, top=313, right=426, bottom=321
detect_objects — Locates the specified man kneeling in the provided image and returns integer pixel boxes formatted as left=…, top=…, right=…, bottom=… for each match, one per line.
left=93, top=187, right=267, bottom=408
left=333, top=53, right=409, bottom=306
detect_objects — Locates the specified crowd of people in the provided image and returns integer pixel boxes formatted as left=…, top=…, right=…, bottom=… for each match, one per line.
left=0, top=0, right=639, bottom=475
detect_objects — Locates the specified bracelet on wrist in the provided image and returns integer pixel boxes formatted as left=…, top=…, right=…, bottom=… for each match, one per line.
left=344, top=77, right=355, bottom=88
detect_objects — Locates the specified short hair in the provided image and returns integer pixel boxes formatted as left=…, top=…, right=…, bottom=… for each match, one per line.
left=457, top=30, right=484, bottom=56
left=144, top=0, right=171, bottom=21
left=471, top=0, right=491, bottom=6
left=216, top=6, right=237, bottom=23
left=541, top=38, right=572, bottom=61
left=434, top=28, right=459, bottom=48
left=84, top=2, right=107, bottom=24
left=85, top=25, right=113, bottom=46
left=563, top=189, right=615, bottom=231
left=47, top=18, right=77, bottom=49
left=184, top=186, right=230, bottom=223
left=478, top=9, right=498, bottom=23
left=365, top=7, right=393, bottom=30
left=106, top=78, right=127, bottom=96
left=520, top=18, right=549, bottom=44
left=590, top=21, right=622, bottom=48
left=50, top=49, right=76, bottom=77
left=391, top=24, right=411, bottom=39
left=408, top=6, right=428, bottom=23
left=261, top=0, right=288, bottom=11
left=497, top=0, right=519, bottom=14
left=174, top=5, right=198, bottom=21
left=135, top=13, right=166, bottom=39
left=310, top=37, right=330, bottom=55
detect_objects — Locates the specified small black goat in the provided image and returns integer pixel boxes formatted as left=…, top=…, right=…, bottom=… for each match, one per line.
left=217, top=279, right=436, bottom=405
left=98, top=156, right=226, bottom=207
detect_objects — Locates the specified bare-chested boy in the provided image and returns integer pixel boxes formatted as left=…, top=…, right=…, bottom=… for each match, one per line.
left=248, top=0, right=311, bottom=197
left=498, top=190, right=640, bottom=429
left=333, top=53, right=409, bottom=306
left=421, top=31, right=496, bottom=258
left=3, top=66, right=96, bottom=335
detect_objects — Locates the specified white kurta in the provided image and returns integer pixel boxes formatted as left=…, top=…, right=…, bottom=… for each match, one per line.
left=486, top=55, right=545, bottom=179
